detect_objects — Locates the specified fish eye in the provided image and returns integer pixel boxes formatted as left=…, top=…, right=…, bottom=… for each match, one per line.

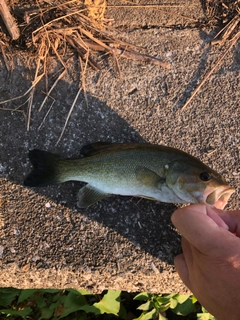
left=200, top=171, right=212, bottom=181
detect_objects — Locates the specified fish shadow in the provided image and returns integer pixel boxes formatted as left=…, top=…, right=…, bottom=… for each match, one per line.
left=0, top=78, right=181, bottom=273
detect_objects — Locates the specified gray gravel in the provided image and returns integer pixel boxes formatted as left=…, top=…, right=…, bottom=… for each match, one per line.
left=0, top=2, right=239, bottom=293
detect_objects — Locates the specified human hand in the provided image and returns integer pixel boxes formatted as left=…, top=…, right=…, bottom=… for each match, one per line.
left=171, top=204, right=240, bottom=320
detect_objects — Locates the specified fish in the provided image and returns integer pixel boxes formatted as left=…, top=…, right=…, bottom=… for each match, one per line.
left=24, top=142, right=235, bottom=209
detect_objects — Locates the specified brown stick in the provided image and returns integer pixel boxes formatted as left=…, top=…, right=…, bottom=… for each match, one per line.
left=0, top=0, right=20, bottom=40
left=81, top=39, right=171, bottom=69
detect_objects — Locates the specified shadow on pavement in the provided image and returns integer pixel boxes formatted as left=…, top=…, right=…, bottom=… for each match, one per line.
left=0, top=82, right=180, bottom=272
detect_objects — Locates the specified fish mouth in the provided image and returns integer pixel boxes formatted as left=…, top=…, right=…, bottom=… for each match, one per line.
left=205, top=186, right=235, bottom=209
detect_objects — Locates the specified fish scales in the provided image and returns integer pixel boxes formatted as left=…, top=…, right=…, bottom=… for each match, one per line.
left=57, top=146, right=183, bottom=194
left=58, top=144, right=192, bottom=182
left=24, top=143, right=235, bottom=209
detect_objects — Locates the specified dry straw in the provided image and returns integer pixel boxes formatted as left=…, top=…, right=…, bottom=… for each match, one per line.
left=0, top=0, right=239, bottom=142
left=182, top=1, right=240, bottom=110
left=0, top=0, right=172, bottom=143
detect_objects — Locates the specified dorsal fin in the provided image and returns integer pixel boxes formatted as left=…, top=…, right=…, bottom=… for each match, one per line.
left=80, top=142, right=114, bottom=157
left=80, top=142, right=146, bottom=157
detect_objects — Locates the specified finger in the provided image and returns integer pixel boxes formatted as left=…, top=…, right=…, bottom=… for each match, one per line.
left=171, top=204, right=235, bottom=254
left=214, top=209, right=240, bottom=236
left=205, top=207, right=229, bottom=230
left=181, top=237, right=193, bottom=268
left=174, top=253, right=192, bottom=291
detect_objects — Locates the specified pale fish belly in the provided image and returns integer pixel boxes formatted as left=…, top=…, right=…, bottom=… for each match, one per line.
left=80, top=175, right=186, bottom=204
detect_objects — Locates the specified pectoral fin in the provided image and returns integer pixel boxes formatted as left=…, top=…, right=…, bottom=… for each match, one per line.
left=136, top=167, right=166, bottom=189
left=77, top=184, right=109, bottom=208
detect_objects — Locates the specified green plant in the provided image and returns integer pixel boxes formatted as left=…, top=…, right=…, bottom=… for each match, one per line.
left=0, top=288, right=124, bottom=319
left=0, top=287, right=216, bottom=319
left=197, top=307, right=216, bottom=320
left=133, top=292, right=197, bottom=319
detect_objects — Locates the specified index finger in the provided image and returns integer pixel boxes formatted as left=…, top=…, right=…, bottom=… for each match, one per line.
left=214, top=209, right=240, bottom=236
left=171, top=204, right=237, bottom=254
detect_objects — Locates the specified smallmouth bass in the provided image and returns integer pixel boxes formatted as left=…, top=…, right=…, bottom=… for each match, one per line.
left=24, top=142, right=235, bottom=209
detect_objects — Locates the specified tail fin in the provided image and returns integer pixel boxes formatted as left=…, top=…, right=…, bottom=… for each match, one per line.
left=24, top=149, right=62, bottom=187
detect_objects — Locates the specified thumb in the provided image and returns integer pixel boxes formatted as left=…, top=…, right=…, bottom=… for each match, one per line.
left=171, top=205, right=231, bottom=254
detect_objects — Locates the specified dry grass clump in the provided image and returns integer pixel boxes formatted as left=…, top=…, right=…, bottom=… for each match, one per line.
left=0, top=0, right=171, bottom=142
left=204, top=0, right=239, bottom=24
left=1, top=0, right=171, bottom=72
left=181, top=0, right=240, bottom=110
left=207, top=0, right=240, bottom=44
left=0, top=0, right=239, bottom=141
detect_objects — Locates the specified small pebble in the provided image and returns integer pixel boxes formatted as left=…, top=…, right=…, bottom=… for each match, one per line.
left=45, top=202, right=51, bottom=208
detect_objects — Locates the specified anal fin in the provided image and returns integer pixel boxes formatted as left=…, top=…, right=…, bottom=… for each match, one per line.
left=77, top=184, right=109, bottom=208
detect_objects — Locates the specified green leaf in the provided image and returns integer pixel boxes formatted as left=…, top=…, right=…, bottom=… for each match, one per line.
left=198, top=307, right=216, bottom=319
left=159, top=303, right=170, bottom=312
left=137, top=300, right=152, bottom=311
left=161, top=293, right=177, bottom=299
left=133, top=292, right=150, bottom=301
left=0, top=307, right=32, bottom=317
left=191, top=295, right=198, bottom=304
left=36, top=295, right=47, bottom=309
left=119, top=301, right=127, bottom=319
left=92, top=290, right=121, bottom=316
left=158, top=313, right=168, bottom=320
left=0, top=288, right=20, bottom=307
left=64, top=291, right=88, bottom=308
left=39, top=289, right=60, bottom=294
left=77, top=289, right=92, bottom=295
left=134, top=308, right=157, bottom=320
left=201, top=306, right=211, bottom=313
left=154, top=295, right=171, bottom=312
left=39, top=299, right=63, bottom=319
left=169, top=298, right=178, bottom=309
left=59, top=291, right=88, bottom=319
left=18, top=289, right=37, bottom=303
left=171, top=297, right=196, bottom=316
left=156, top=296, right=171, bottom=305
left=39, top=307, right=55, bottom=320
left=173, top=294, right=190, bottom=304
left=79, top=304, right=101, bottom=314
left=66, top=288, right=92, bottom=296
